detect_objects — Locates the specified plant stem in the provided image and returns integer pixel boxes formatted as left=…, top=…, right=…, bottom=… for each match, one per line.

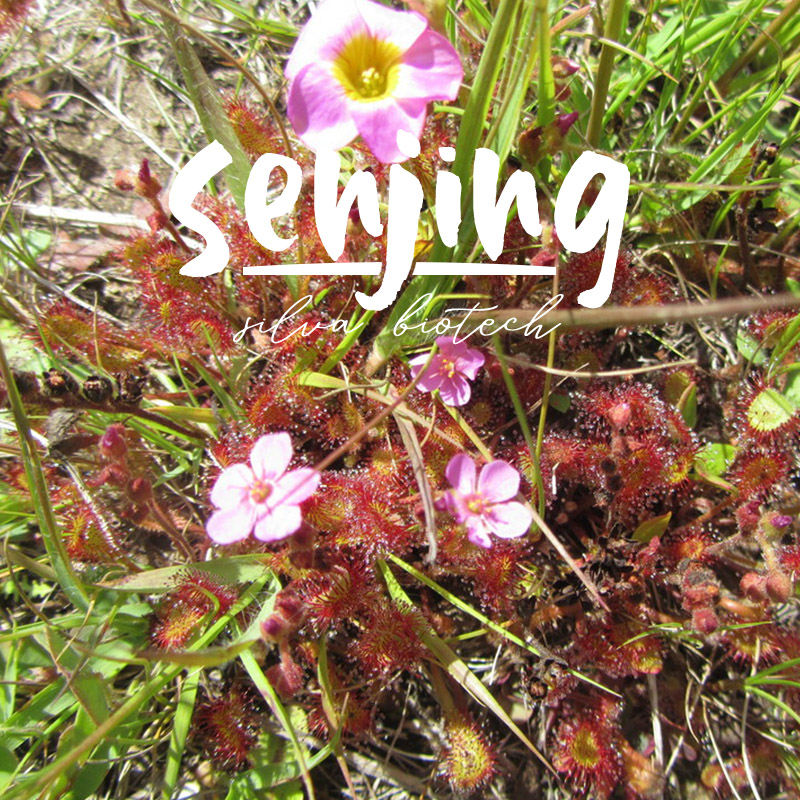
left=491, top=334, right=546, bottom=516
left=586, top=0, right=627, bottom=148
left=536, top=0, right=555, bottom=128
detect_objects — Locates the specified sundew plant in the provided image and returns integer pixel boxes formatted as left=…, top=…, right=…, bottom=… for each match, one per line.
left=2, top=0, right=800, bottom=798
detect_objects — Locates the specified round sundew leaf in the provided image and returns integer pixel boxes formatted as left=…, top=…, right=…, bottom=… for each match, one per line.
left=694, top=443, right=737, bottom=478
left=746, top=388, right=796, bottom=433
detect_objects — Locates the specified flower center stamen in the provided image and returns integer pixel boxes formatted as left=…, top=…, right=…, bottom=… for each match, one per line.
left=440, top=358, right=457, bottom=379
left=332, top=32, right=402, bottom=103
left=250, top=480, right=273, bottom=504
left=466, top=495, right=487, bottom=515
left=359, top=66, right=383, bottom=97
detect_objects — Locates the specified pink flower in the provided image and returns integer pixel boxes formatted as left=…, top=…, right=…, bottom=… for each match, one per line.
left=206, top=433, right=320, bottom=544
left=285, top=0, right=463, bottom=163
left=409, top=336, right=485, bottom=406
left=440, top=455, right=532, bottom=548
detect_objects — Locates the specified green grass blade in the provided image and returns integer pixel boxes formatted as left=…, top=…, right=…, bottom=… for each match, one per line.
left=371, top=0, right=522, bottom=363
left=161, top=667, right=201, bottom=800
left=158, top=3, right=251, bottom=208
left=377, top=558, right=557, bottom=776
left=0, top=338, right=88, bottom=611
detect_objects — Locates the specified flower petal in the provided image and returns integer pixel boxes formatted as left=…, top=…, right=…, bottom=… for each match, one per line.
left=286, top=0, right=365, bottom=81
left=477, top=460, right=520, bottom=503
left=210, top=463, right=254, bottom=509
left=206, top=504, right=257, bottom=544
left=355, top=0, right=427, bottom=51
left=287, top=63, right=359, bottom=153
left=411, top=354, right=445, bottom=393
left=350, top=97, right=427, bottom=163
left=250, top=433, right=293, bottom=481
left=273, top=467, right=321, bottom=506
left=409, top=352, right=433, bottom=378
left=438, top=373, right=471, bottom=406
left=395, top=29, right=463, bottom=102
left=485, top=501, right=532, bottom=539
left=466, top=517, right=493, bottom=549
left=455, top=347, right=485, bottom=380
left=253, top=504, right=303, bottom=542
left=443, top=490, right=471, bottom=523
left=445, top=453, right=477, bottom=496
left=435, top=335, right=457, bottom=352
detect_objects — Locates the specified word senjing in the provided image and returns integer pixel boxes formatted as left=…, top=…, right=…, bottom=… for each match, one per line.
left=170, top=130, right=630, bottom=313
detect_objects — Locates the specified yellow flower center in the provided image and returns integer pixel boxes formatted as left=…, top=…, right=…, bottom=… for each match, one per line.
left=331, top=32, right=402, bottom=102
left=250, top=480, right=273, bottom=504
left=440, top=358, right=457, bottom=379
left=466, top=495, right=486, bottom=515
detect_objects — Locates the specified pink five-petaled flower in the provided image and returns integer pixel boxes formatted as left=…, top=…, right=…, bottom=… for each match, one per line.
left=206, top=433, right=320, bottom=545
left=409, top=336, right=485, bottom=406
left=440, top=455, right=532, bottom=549
left=285, top=0, right=463, bottom=163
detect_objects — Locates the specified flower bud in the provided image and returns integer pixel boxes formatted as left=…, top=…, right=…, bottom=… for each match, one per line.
left=261, top=615, right=290, bottom=642
left=265, top=648, right=303, bottom=700
left=681, top=567, right=719, bottom=610
left=127, top=476, right=153, bottom=505
left=114, top=170, right=136, bottom=192
left=609, top=402, right=632, bottom=431
left=147, top=209, right=168, bottom=233
left=765, top=570, right=792, bottom=603
left=552, top=56, right=580, bottom=79
left=274, top=592, right=306, bottom=626
left=100, top=424, right=128, bottom=460
left=691, top=607, right=719, bottom=634
left=739, top=572, right=767, bottom=601
left=555, top=111, right=579, bottom=137
left=135, top=159, right=162, bottom=200
left=82, top=375, right=114, bottom=404
left=735, top=501, right=761, bottom=535
left=757, top=512, right=793, bottom=544
left=518, top=125, right=544, bottom=166
left=13, top=371, right=40, bottom=398
left=42, top=369, right=78, bottom=397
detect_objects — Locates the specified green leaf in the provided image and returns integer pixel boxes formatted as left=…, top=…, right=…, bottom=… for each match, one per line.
left=96, top=556, right=270, bottom=593
left=159, top=6, right=251, bottom=208
left=0, top=339, right=88, bottom=610
left=548, top=393, right=571, bottom=413
left=782, top=367, right=800, bottom=409
left=632, top=512, right=672, bottom=543
left=678, top=383, right=697, bottom=428
left=238, top=650, right=317, bottom=800
left=746, top=387, right=796, bottom=434
left=162, top=668, right=201, bottom=800
left=736, top=329, right=767, bottom=365
left=694, top=443, right=737, bottom=477
left=768, top=311, right=800, bottom=374
left=0, top=745, right=18, bottom=791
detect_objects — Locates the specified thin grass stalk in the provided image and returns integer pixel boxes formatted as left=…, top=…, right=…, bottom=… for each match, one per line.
left=371, top=0, right=522, bottom=363
left=490, top=334, right=546, bottom=516
left=586, top=0, right=627, bottom=147
left=536, top=0, right=555, bottom=128
left=0, top=339, right=88, bottom=611
left=718, top=0, right=800, bottom=92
